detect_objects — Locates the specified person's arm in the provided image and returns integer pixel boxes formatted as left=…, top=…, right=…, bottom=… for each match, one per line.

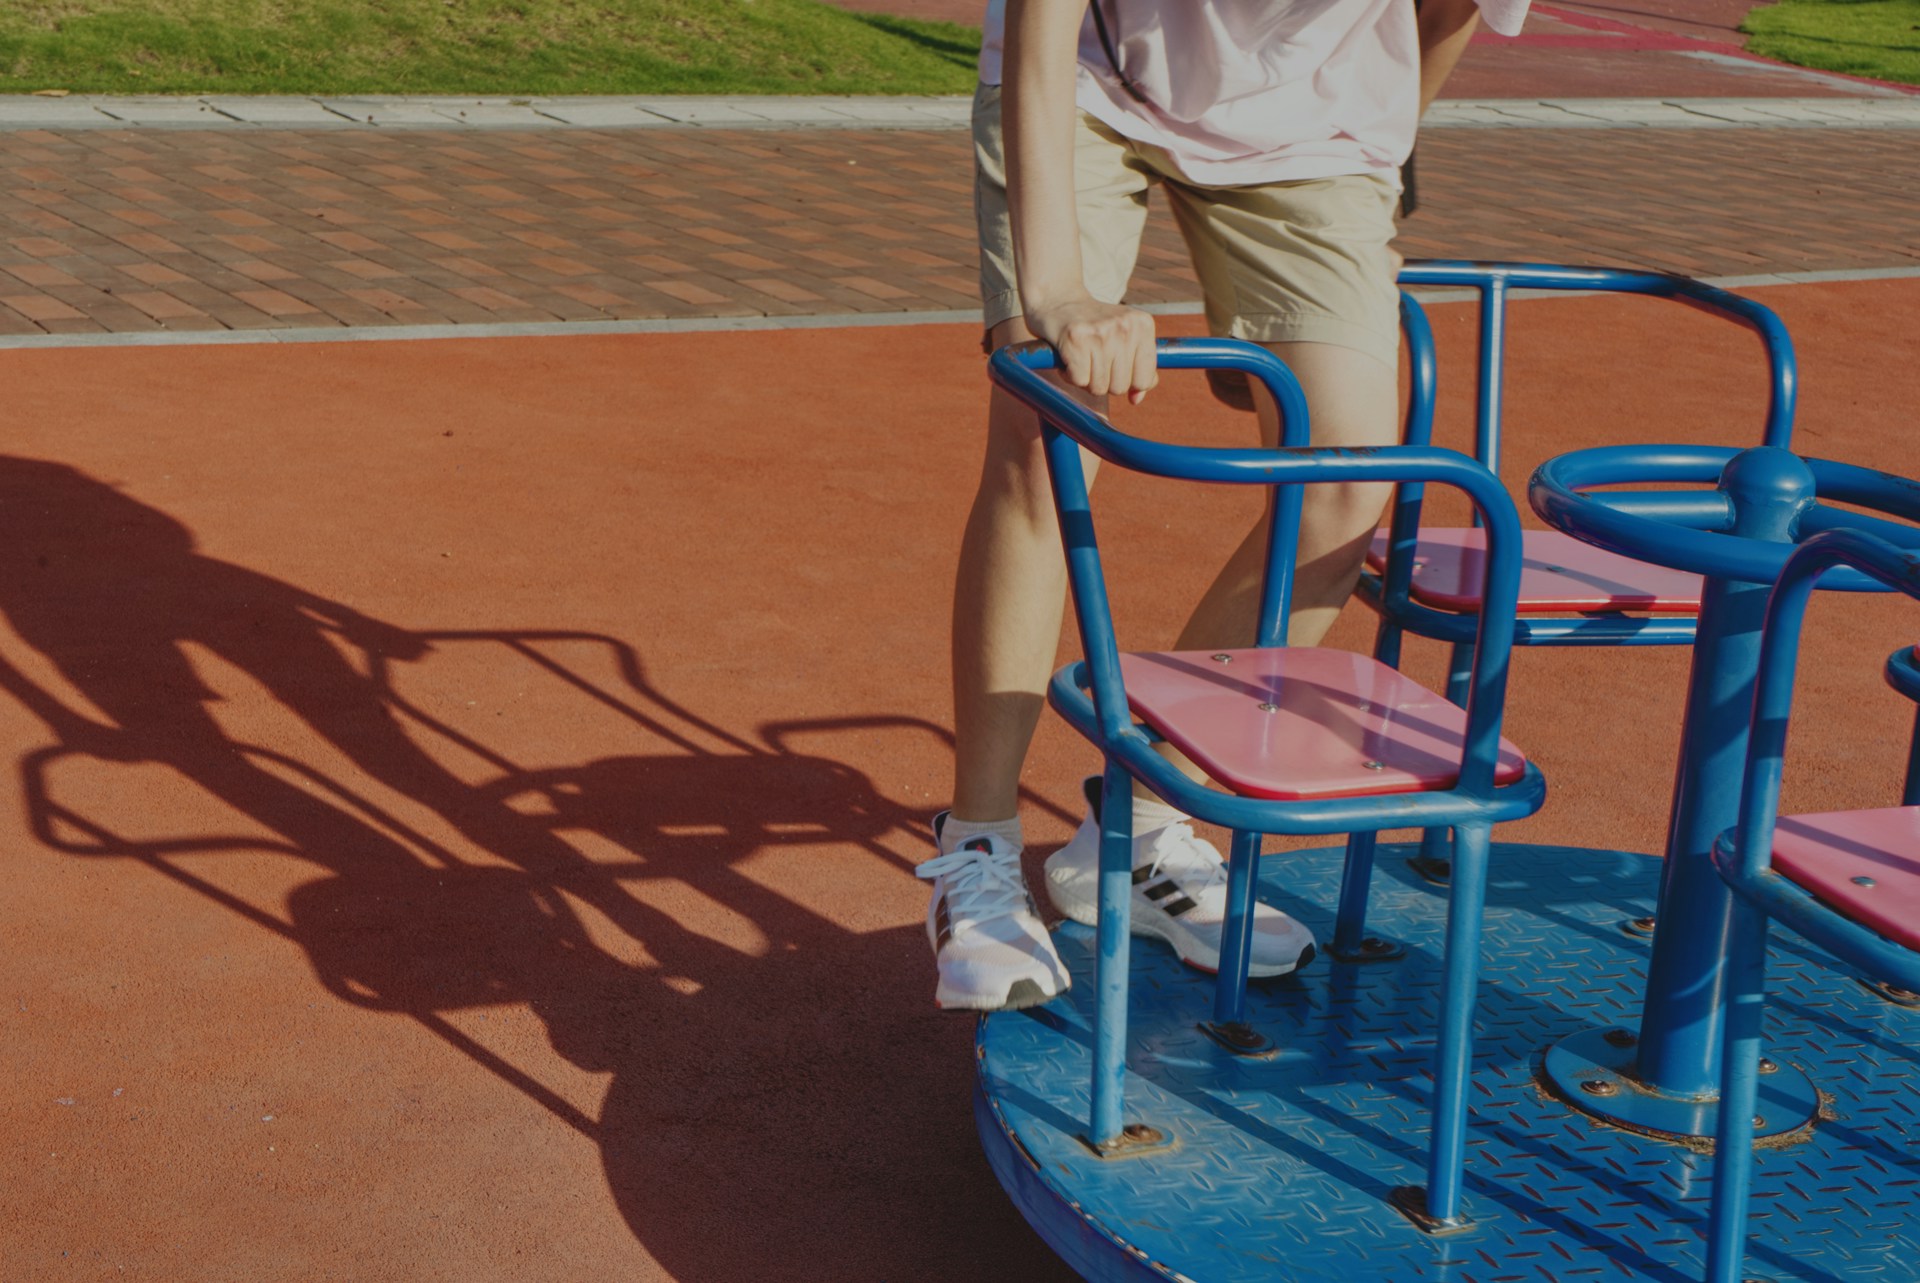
left=1416, top=0, right=1482, bottom=115
left=1004, top=0, right=1156, bottom=401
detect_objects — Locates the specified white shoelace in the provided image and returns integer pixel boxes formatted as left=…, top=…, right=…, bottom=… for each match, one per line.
left=917, top=844, right=1029, bottom=932
left=1140, top=822, right=1228, bottom=906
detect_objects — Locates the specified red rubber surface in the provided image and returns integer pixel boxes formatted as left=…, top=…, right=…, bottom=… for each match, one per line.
left=1, top=279, right=1916, bottom=1281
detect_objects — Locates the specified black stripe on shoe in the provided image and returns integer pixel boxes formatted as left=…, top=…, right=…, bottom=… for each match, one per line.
left=935, top=895, right=953, bottom=950
left=1143, top=880, right=1180, bottom=902
left=1160, top=896, right=1198, bottom=918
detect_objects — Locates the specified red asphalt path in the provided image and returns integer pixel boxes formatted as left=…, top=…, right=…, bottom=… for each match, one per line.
left=2, top=277, right=1918, bottom=1280
left=820, top=0, right=1916, bottom=99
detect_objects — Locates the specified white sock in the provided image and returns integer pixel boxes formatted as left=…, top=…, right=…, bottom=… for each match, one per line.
left=939, top=813, right=1024, bottom=855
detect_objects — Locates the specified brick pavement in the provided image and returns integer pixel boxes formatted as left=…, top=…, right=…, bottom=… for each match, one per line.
left=0, top=123, right=1914, bottom=337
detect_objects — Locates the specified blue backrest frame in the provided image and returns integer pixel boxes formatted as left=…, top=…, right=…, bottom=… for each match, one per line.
left=1394, top=261, right=1799, bottom=468
left=987, top=337, right=1530, bottom=817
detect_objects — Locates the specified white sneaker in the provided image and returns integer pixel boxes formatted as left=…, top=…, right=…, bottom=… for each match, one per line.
left=918, top=814, right=1071, bottom=1011
left=1044, top=778, right=1316, bottom=977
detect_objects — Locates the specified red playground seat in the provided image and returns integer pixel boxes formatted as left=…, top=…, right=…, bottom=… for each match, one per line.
left=1366, top=528, right=1703, bottom=615
left=1120, top=647, right=1527, bottom=800
left=1769, top=809, right=1920, bottom=953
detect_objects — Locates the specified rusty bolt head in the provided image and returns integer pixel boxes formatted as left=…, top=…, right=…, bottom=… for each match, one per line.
left=1579, top=1079, right=1618, bottom=1097
left=1757, top=1058, right=1779, bottom=1075
left=1603, top=1028, right=1638, bottom=1049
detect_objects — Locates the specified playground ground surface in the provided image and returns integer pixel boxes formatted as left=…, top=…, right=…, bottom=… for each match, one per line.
left=3, top=275, right=1919, bottom=1282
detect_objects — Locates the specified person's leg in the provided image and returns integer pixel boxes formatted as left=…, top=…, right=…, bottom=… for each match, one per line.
left=1173, top=340, right=1398, bottom=654
left=947, top=87, right=1151, bottom=832
left=921, top=87, right=1151, bottom=1011
left=950, top=316, right=1100, bottom=825
left=1035, top=167, right=1402, bottom=979
left=1166, top=168, right=1404, bottom=658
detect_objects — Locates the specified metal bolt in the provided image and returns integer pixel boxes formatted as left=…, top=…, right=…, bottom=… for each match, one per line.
left=1363, top=760, right=1385, bottom=771
left=1757, top=1058, right=1778, bottom=1075
left=1852, top=875, right=1876, bottom=888
left=1888, top=985, right=1920, bottom=1002
left=1624, top=915, right=1657, bottom=936
left=1579, top=1079, right=1618, bottom=1097
left=1211, top=653, right=1233, bottom=664
left=1208, top=1021, right=1268, bottom=1052
left=1257, top=702, right=1279, bottom=713
left=1603, top=1028, right=1637, bottom=1049
left=1754, top=1116, right=1766, bottom=1128
left=1360, top=937, right=1396, bottom=956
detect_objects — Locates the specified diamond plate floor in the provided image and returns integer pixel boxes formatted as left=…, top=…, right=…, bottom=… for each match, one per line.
left=976, top=843, right=1920, bottom=1282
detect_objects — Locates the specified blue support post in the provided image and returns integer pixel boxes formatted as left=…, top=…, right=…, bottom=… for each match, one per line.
left=1905, top=706, right=1920, bottom=807
left=1633, top=449, right=1814, bottom=1098
left=1423, top=821, right=1492, bottom=1228
left=1089, top=755, right=1136, bottom=1150
left=1443, top=641, right=1475, bottom=707
left=1331, top=832, right=1378, bottom=956
left=1705, top=898, right=1771, bottom=1283
left=1211, top=828, right=1263, bottom=1027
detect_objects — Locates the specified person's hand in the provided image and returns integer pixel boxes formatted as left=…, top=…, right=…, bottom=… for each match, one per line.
left=1025, top=295, right=1158, bottom=404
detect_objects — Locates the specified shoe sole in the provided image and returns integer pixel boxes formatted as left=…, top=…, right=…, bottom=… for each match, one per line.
left=1051, top=895, right=1313, bottom=979
left=936, top=978, right=1060, bottom=1013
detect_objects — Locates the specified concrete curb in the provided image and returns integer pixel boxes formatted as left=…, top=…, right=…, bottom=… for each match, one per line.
left=0, top=93, right=1916, bottom=132
left=2, top=265, right=1914, bottom=351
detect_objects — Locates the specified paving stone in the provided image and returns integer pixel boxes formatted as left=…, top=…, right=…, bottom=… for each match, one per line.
left=0, top=122, right=1908, bottom=338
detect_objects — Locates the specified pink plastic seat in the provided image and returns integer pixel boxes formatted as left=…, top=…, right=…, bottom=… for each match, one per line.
left=1770, top=808, right=1920, bottom=952
left=1367, top=527, right=1704, bottom=615
left=1117, top=647, right=1527, bottom=801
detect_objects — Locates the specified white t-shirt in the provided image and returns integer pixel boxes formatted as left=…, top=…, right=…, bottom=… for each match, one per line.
left=979, top=0, right=1530, bottom=186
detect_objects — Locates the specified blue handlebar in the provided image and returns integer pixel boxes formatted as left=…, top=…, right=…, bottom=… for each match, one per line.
left=1530, top=444, right=1920, bottom=590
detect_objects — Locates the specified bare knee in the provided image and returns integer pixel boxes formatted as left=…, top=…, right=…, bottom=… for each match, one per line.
left=1301, top=479, right=1393, bottom=551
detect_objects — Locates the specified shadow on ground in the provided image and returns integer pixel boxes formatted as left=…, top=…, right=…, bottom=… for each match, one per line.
left=0, top=455, right=1073, bottom=1282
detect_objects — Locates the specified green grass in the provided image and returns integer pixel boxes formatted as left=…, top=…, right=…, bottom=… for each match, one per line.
left=0, top=0, right=983, bottom=96
left=1742, top=0, right=1920, bottom=86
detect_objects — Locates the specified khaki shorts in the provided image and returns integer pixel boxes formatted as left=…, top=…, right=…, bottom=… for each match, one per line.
left=973, top=84, right=1401, bottom=370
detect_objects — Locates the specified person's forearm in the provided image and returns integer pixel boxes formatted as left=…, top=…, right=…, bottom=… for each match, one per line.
left=1416, top=0, right=1481, bottom=115
left=1005, top=0, right=1093, bottom=317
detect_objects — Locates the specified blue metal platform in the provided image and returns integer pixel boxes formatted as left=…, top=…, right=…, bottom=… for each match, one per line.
left=975, top=841, right=1920, bottom=1282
